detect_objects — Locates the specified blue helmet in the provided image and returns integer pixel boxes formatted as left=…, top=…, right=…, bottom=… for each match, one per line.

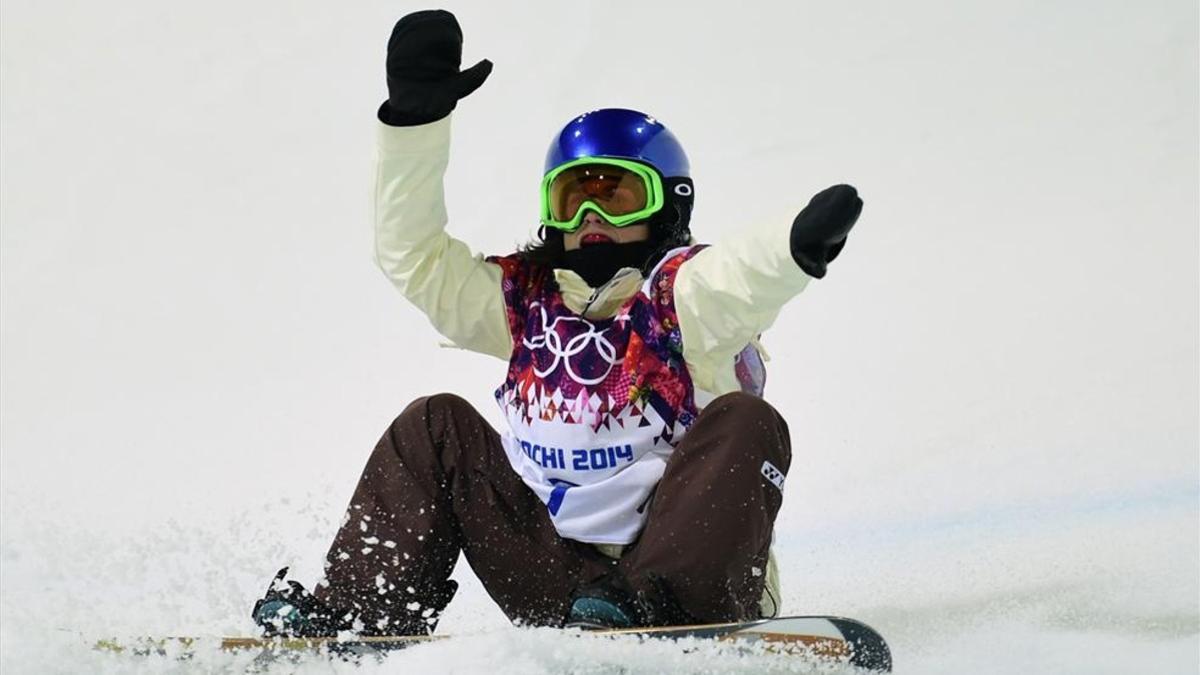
left=544, top=109, right=690, bottom=178
left=543, top=108, right=695, bottom=241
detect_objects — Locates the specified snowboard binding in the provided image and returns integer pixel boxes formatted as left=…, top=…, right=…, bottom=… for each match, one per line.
left=566, top=572, right=695, bottom=630
left=251, top=567, right=459, bottom=638
left=251, top=567, right=352, bottom=638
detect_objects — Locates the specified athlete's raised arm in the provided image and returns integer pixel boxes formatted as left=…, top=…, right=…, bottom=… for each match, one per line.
left=676, top=185, right=863, bottom=394
left=372, top=11, right=512, bottom=359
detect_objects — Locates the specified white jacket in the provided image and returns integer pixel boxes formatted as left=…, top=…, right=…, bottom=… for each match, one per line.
left=372, top=115, right=812, bottom=617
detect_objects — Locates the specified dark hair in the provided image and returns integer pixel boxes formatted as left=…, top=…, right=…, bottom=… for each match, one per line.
left=517, top=226, right=566, bottom=268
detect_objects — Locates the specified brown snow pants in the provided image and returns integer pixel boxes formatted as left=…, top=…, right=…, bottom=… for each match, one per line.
left=315, top=392, right=791, bottom=634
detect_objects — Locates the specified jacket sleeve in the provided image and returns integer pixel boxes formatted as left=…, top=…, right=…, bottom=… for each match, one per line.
left=674, top=222, right=812, bottom=394
left=373, top=116, right=513, bottom=360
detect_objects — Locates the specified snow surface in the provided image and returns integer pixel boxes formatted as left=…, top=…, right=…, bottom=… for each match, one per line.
left=2, top=0, right=1197, bottom=673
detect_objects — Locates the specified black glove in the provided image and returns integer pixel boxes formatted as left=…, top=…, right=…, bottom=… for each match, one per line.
left=789, top=184, right=863, bottom=278
left=378, top=10, right=492, bottom=127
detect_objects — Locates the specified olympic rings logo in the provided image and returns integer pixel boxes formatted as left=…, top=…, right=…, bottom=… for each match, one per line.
left=522, top=303, right=623, bottom=385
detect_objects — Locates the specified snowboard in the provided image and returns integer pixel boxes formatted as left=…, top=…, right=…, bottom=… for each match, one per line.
left=95, top=615, right=891, bottom=671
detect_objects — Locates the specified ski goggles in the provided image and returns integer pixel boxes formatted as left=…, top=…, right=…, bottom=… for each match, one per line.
left=540, top=157, right=665, bottom=232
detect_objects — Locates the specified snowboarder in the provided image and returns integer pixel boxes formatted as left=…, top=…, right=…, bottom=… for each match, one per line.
left=253, top=9, right=863, bottom=637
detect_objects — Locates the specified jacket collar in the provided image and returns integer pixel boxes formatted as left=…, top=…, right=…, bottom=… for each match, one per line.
left=553, top=267, right=644, bottom=320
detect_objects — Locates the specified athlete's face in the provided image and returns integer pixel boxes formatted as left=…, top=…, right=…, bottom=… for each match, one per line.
left=562, top=210, right=650, bottom=251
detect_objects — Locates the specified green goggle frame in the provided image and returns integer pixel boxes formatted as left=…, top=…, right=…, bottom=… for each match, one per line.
left=539, top=157, right=665, bottom=233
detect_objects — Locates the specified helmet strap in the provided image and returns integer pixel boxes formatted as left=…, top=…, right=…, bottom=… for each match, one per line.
left=649, top=176, right=694, bottom=246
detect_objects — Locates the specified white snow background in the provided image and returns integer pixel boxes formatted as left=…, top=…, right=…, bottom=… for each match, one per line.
left=1, top=0, right=1197, bottom=673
